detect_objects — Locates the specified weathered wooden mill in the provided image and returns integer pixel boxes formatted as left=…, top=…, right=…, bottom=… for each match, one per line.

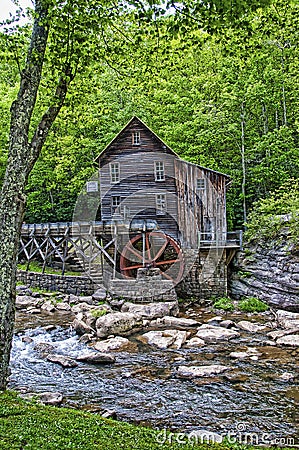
left=19, top=117, right=241, bottom=300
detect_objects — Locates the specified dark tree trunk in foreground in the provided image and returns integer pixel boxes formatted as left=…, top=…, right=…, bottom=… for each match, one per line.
left=0, top=0, right=69, bottom=389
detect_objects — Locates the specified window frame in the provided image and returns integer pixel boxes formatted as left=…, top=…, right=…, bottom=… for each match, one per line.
left=111, top=196, right=121, bottom=214
left=156, top=193, right=167, bottom=215
left=132, top=131, right=141, bottom=145
left=110, top=162, right=120, bottom=184
left=154, top=161, right=165, bottom=182
left=196, top=178, right=206, bottom=191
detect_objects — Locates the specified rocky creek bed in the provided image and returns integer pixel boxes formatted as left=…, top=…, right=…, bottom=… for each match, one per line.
left=8, top=288, right=299, bottom=444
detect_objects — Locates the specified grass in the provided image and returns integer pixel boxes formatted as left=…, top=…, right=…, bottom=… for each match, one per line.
left=18, top=261, right=81, bottom=277
left=0, top=390, right=284, bottom=450
left=213, top=297, right=235, bottom=312
left=238, top=297, right=269, bottom=313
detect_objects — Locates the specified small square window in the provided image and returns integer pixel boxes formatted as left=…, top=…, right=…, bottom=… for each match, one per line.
left=155, top=161, right=165, bottom=181
left=111, top=196, right=121, bottom=214
left=156, top=194, right=166, bottom=214
left=196, top=178, right=205, bottom=190
left=132, top=131, right=140, bottom=145
left=110, top=163, right=120, bottom=183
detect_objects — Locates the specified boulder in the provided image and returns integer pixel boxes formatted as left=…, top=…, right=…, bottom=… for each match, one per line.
left=278, top=372, right=295, bottom=382
left=185, top=337, right=205, bottom=347
left=236, top=321, right=267, bottom=333
left=72, top=315, right=95, bottom=336
left=41, top=300, right=56, bottom=313
left=276, top=335, right=299, bottom=346
left=138, top=330, right=189, bottom=350
left=229, top=348, right=261, bottom=359
left=267, top=328, right=299, bottom=340
left=78, top=296, right=94, bottom=305
left=92, top=287, right=107, bottom=302
left=195, top=324, right=240, bottom=343
left=68, top=294, right=80, bottom=304
left=177, top=365, right=231, bottom=378
left=94, top=336, right=138, bottom=352
left=16, top=295, right=39, bottom=310
left=76, top=352, right=115, bottom=364
left=34, top=343, right=55, bottom=356
left=121, top=301, right=179, bottom=319
left=96, top=312, right=143, bottom=338
left=37, top=392, right=63, bottom=406
left=56, top=302, right=71, bottom=312
left=16, top=285, right=32, bottom=296
left=276, top=310, right=299, bottom=329
left=150, top=316, right=199, bottom=329
left=71, top=302, right=95, bottom=314
left=46, top=354, right=78, bottom=368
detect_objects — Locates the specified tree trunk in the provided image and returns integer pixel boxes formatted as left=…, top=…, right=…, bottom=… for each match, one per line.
left=240, top=102, right=247, bottom=227
left=0, top=0, right=50, bottom=390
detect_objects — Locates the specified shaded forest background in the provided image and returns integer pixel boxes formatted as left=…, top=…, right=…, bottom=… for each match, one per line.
left=0, top=0, right=298, bottom=230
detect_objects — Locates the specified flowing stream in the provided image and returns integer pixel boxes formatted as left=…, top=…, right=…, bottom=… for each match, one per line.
left=9, top=308, right=299, bottom=445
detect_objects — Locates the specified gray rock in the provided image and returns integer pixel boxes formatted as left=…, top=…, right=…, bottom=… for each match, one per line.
left=138, top=330, right=189, bottom=350
left=94, top=336, right=138, bottom=352
left=278, top=372, right=295, bottom=382
left=71, top=302, right=95, bottom=314
left=195, top=324, right=240, bottom=343
left=56, top=302, right=71, bottom=312
left=76, top=352, right=115, bottom=364
left=267, top=328, right=299, bottom=340
left=101, top=409, right=117, bottom=419
left=34, top=343, right=55, bottom=356
left=16, top=295, right=39, bottom=310
left=185, top=337, right=205, bottom=347
left=121, top=301, right=179, bottom=319
left=72, top=316, right=95, bottom=336
left=96, top=312, right=143, bottom=338
left=236, top=321, right=267, bottom=333
left=177, top=365, right=231, bottom=378
left=219, top=320, right=235, bottom=328
left=46, top=354, right=78, bottom=367
left=68, top=294, right=80, bottom=305
left=150, top=316, right=199, bottom=328
left=37, top=392, right=63, bottom=406
left=276, top=334, right=299, bottom=346
left=276, top=310, right=299, bottom=329
left=79, top=333, right=94, bottom=344
left=78, top=296, right=94, bottom=305
left=41, top=300, right=56, bottom=313
left=92, top=287, right=107, bottom=302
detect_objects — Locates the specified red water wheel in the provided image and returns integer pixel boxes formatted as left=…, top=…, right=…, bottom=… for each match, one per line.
left=120, top=231, right=184, bottom=284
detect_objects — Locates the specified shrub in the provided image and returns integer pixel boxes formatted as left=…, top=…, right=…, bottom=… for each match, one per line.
left=238, top=297, right=269, bottom=312
left=91, top=308, right=107, bottom=318
left=213, top=297, right=235, bottom=311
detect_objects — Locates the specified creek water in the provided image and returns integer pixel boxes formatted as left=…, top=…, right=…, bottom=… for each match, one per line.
left=9, top=307, right=299, bottom=444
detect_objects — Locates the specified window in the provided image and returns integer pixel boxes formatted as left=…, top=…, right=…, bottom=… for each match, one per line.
left=132, top=131, right=140, bottom=145
left=110, top=163, right=120, bottom=183
left=155, top=161, right=165, bottom=181
left=196, top=178, right=206, bottom=190
left=111, top=196, right=121, bottom=214
left=156, top=194, right=166, bottom=214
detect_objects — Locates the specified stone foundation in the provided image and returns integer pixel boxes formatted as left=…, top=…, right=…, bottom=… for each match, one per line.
left=17, top=270, right=96, bottom=295
left=108, top=268, right=177, bottom=303
left=176, top=249, right=228, bottom=301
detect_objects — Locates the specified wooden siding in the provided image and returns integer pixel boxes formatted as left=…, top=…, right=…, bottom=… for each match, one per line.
left=99, top=118, right=179, bottom=240
left=174, top=160, right=227, bottom=248
left=98, top=117, right=228, bottom=248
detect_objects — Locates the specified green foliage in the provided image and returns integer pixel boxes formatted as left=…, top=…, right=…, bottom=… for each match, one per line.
left=213, top=297, right=235, bottom=311
left=91, top=308, right=107, bottom=318
left=244, top=179, right=299, bottom=243
left=0, top=390, right=266, bottom=450
left=238, top=297, right=269, bottom=312
left=17, top=261, right=80, bottom=277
